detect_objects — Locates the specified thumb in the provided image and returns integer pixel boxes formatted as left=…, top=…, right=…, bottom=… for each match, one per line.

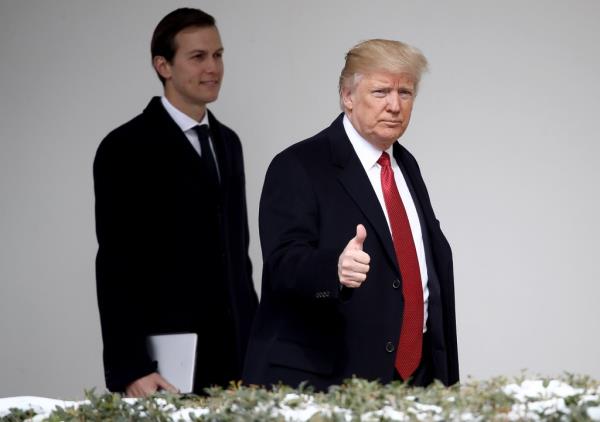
left=349, top=224, right=367, bottom=250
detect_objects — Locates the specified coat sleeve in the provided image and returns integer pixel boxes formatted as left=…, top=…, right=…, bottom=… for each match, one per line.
left=93, top=133, right=157, bottom=392
left=259, top=151, right=341, bottom=301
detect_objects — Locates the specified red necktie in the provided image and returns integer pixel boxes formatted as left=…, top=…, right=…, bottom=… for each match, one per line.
left=377, top=151, right=424, bottom=381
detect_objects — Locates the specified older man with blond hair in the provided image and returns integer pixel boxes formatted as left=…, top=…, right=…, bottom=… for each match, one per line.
left=243, top=39, right=458, bottom=390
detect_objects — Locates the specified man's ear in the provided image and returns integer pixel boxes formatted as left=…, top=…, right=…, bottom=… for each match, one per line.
left=153, top=56, right=171, bottom=81
left=341, top=87, right=354, bottom=112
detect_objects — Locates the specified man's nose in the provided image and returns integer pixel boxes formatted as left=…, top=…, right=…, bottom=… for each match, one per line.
left=386, top=94, right=401, bottom=112
left=206, top=57, right=221, bottom=73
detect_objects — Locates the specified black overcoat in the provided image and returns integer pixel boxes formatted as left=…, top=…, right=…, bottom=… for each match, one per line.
left=94, top=97, right=258, bottom=392
left=243, top=114, right=458, bottom=390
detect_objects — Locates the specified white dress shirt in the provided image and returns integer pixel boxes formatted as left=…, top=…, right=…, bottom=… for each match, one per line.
left=160, top=96, right=221, bottom=180
left=343, top=114, right=429, bottom=331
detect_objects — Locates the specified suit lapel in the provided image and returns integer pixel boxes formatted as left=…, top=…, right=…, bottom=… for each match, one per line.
left=207, top=110, right=231, bottom=195
left=393, top=144, right=435, bottom=231
left=328, top=115, right=399, bottom=274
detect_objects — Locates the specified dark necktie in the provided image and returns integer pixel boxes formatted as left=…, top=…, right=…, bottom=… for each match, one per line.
left=377, top=151, right=424, bottom=381
left=194, top=124, right=219, bottom=187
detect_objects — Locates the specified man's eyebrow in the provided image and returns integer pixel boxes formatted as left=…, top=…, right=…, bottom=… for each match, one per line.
left=370, top=80, right=392, bottom=86
left=187, top=47, right=224, bottom=55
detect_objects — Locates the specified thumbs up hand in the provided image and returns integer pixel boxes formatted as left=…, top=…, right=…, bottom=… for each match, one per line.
left=338, top=224, right=371, bottom=288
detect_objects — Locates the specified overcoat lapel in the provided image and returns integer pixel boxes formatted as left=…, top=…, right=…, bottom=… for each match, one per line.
left=328, top=115, right=399, bottom=274
left=144, top=97, right=198, bottom=158
left=144, top=98, right=232, bottom=197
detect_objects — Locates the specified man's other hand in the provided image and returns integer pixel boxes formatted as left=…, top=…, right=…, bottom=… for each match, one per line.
left=125, top=372, right=178, bottom=397
left=338, top=224, right=370, bottom=288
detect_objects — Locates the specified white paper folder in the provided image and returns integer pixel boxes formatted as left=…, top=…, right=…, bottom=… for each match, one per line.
left=146, top=333, right=197, bottom=393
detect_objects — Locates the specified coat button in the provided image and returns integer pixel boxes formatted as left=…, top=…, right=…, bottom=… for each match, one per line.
left=392, top=279, right=401, bottom=289
left=386, top=342, right=395, bottom=353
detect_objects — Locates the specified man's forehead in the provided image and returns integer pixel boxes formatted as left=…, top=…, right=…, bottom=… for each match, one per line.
left=177, top=24, right=220, bottom=36
left=175, top=26, right=223, bottom=49
left=361, top=71, right=415, bottom=86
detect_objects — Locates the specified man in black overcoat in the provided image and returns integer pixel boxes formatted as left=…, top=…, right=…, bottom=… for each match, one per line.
left=94, top=8, right=257, bottom=396
left=243, top=39, right=458, bottom=391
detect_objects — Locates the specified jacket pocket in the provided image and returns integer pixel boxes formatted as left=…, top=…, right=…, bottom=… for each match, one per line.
left=268, top=339, right=334, bottom=376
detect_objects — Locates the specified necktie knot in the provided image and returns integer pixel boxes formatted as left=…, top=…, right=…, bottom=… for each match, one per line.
left=377, top=151, right=391, bottom=168
left=194, top=124, right=212, bottom=159
left=194, top=124, right=210, bottom=140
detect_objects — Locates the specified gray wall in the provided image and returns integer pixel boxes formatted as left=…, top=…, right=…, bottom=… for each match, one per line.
left=1, top=0, right=599, bottom=398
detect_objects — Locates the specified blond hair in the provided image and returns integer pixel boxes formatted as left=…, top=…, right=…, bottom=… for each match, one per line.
left=338, top=39, right=428, bottom=104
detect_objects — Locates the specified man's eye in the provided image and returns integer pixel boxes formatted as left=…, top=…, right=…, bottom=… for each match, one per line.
left=372, top=90, right=386, bottom=97
left=214, top=52, right=223, bottom=59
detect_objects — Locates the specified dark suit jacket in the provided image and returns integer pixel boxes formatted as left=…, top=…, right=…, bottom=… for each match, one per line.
left=94, top=97, right=258, bottom=392
left=242, top=114, right=458, bottom=390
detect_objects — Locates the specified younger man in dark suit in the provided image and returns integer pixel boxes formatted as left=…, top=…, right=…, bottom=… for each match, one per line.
left=243, top=39, right=458, bottom=390
left=94, top=8, right=258, bottom=397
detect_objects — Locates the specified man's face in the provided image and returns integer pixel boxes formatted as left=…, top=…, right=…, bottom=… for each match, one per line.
left=342, top=71, right=416, bottom=150
left=156, top=26, right=224, bottom=112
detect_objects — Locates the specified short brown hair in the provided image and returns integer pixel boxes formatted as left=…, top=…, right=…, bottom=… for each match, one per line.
left=150, top=8, right=216, bottom=84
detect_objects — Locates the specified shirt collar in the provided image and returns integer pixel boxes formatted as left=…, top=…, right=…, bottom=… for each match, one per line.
left=161, top=96, right=209, bottom=133
left=343, top=114, right=394, bottom=171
